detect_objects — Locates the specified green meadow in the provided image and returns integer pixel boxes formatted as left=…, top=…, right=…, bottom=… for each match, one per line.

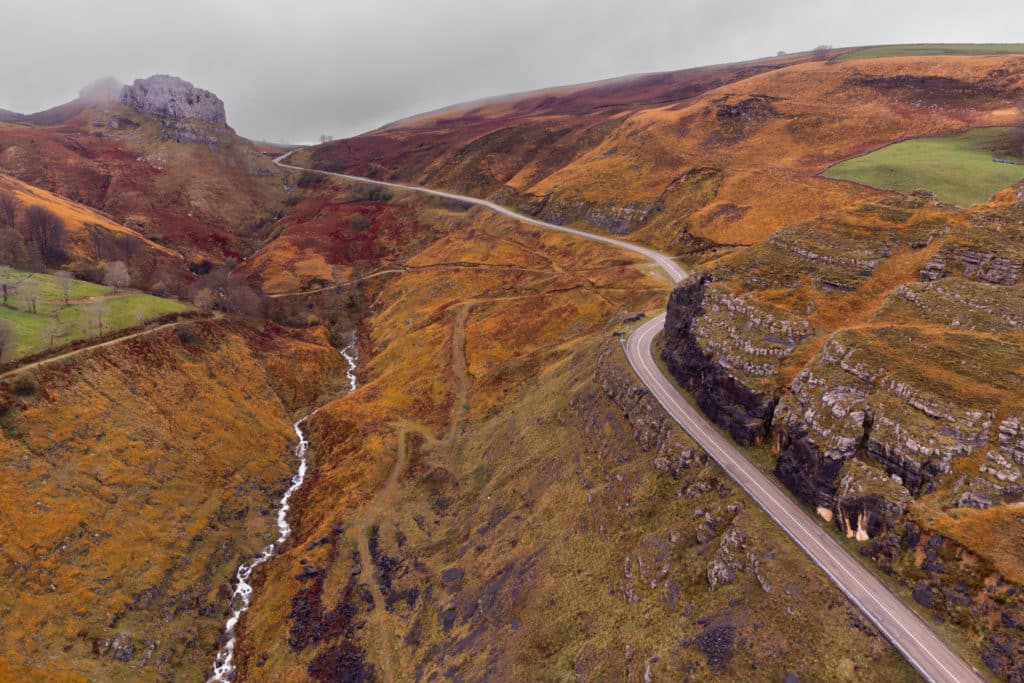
left=0, top=268, right=189, bottom=359
left=822, top=127, right=1024, bottom=207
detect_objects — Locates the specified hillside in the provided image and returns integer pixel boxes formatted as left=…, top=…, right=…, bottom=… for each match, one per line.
left=279, top=48, right=1024, bottom=680
left=0, top=172, right=191, bottom=290
left=233, top=180, right=914, bottom=682
left=306, top=52, right=1023, bottom=255
left=0, top=318, right=349, bottom=681
left=0, top=76, right=293, bottom=269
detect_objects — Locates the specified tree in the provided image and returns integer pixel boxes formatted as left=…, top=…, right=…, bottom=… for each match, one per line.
left=193, top=287, right=217, bottom=313
left=55, top=270, right=73, bottom=305
left=24, top=205, right=67, bottom=267
left=1015, top=98, right=1024, bottom=158
left=103, top=260, right=131, bottom=290
left=0, top=319, right=15, bottom=361
left=813, top=44, right=833, bottom=60
left=43, top=319, right=65, bottom=348
left=18, top=277, right=41, bottom=314
left=225, top=282, right=262, bottom=317
left=0, top=191, right=16, bottom=229
left=0, top=228, right=27, bottom=268
left=319, top=134, right=333, bottom=144
left=0, top=266, right=18, bottom=307
left=86, top=301, right=108, bottom=336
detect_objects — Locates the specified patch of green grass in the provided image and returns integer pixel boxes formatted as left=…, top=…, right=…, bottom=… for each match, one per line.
left=823, top=127, right=1024, bottom=206
left=0, top=269, right=189, bottom=358
left=839, top=43, right=1024, bottom=61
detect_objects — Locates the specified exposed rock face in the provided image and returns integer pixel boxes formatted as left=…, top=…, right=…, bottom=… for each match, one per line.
left=594, top=346, right=705, bottom=465
left=662, top=276, right=809, bottom=445
left=920, top=247, right=1023, bottom=285
left=493, top=187, right=662, bottom=235
left=119, top=75, right=226, bottom=125
left=832, top=460, right=910, bottom=541
left=773, top=334, right=993, bottom=514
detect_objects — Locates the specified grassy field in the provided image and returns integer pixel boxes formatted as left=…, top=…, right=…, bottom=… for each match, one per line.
left=822, top=127, right=1024, bottom=206
left=0, top=269, right=189, bottom=359
left=839, top=43, right=1024, bottom=61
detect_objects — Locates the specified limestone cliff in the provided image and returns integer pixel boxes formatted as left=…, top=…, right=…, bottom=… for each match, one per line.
left=120, top=75, right=227, bottom=125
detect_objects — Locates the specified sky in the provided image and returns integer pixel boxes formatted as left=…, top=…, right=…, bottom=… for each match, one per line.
left=3, top=0, right=1024, bottom=143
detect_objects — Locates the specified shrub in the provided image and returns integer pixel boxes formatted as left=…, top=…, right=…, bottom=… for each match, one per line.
left=176, top=323, right=200, bottom=345
left=12, top=374, right=38, bottom=397
left=297, top=171, right=326, bottom=189
left=349, top=213, right=372, bottom=230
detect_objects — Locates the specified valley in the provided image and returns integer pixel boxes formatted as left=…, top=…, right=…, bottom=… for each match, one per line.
left=1, top=42, right=1024, bottom=683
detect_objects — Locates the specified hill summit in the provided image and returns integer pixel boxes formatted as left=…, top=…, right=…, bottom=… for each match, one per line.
left=119, top=74, right=226, bottom=125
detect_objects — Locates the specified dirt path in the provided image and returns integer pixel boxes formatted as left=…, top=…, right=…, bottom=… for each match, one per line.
left=351, top=422, right=414, bottom=683
left=0, top=317, right=205, bottom=380
left=445, top=304, right=471, bottom=445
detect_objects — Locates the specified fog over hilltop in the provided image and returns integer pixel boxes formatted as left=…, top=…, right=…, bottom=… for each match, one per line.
left=2, top=0, right=1024, bottom=142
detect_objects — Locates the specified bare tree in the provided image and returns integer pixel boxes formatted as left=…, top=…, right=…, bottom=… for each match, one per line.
left=86, top=301, right=109, bottom=336
left=19, top=277, right=41, bottom=314
left=43, top=318, right=65, bottom=348
left=0, top=191, right=17, bottom=229
left=24, top=205, right=67, bottom=267
left=0, top=266, right=18, bottom=307
left=0, top=319, right=16, bottom=361
left=193, top=287, right=217, bottom=313
left=1016, top=98, right=1024, bottom=158
left=0, top=228, right=27, bottom=268
left=103, top=260, right=131, bottom=290
left=55, top=270, right=73, bottom=306
left=225, top=282, right=262, bottom=317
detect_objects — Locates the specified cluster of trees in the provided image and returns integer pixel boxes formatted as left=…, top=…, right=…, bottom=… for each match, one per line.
left=0, top=191, right=68, bottom=270
left=189, top=258, right=266, bottom=318
left=265, top=263, right=370, bottom=347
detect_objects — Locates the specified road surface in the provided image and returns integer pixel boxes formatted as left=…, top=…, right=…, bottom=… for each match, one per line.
left=275, top=152, right=984, bottom=682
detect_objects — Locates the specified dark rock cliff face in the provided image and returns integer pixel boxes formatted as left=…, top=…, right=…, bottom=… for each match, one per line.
left=661, top=277, right=779, bottom=445
left=772, top=423, right=847, bottom=509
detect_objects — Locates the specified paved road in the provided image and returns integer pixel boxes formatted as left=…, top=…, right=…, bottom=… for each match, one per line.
left=275, top=153, right=687, bottom=283
left=275, top=152, right=984, bottom=682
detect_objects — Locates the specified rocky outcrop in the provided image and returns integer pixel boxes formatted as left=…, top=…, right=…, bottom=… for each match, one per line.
left=120, top=75, right=226, bottom=125
left=920, top=247, right=1023, bottom=285
left=832, top=460, right=911, bottom=541
left=772, top=333, right=993, bottom=514
left=662, top=276, right=810, bottom=445
left=594, top=346, right=705, bottom=466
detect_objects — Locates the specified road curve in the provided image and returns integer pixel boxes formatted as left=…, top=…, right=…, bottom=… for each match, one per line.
left=274, top=152, right=983, bottom=682
left=275, top=153, right=687, bottom=283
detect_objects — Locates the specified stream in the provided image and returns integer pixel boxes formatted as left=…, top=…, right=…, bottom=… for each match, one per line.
left=208, top=337, right=357, bottom=682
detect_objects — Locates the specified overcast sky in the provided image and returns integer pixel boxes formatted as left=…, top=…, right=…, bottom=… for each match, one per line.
left=3, top=0, right=1024, bottom=143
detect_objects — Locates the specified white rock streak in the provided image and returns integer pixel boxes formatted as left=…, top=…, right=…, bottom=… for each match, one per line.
left=208, top=339, right=357, bottom=682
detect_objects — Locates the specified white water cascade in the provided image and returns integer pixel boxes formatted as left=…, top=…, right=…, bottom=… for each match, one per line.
left=208, top=338, right=358, bottom=682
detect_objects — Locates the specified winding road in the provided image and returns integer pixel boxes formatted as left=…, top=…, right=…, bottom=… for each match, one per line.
left=275, top=152, right=984, bottom=682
